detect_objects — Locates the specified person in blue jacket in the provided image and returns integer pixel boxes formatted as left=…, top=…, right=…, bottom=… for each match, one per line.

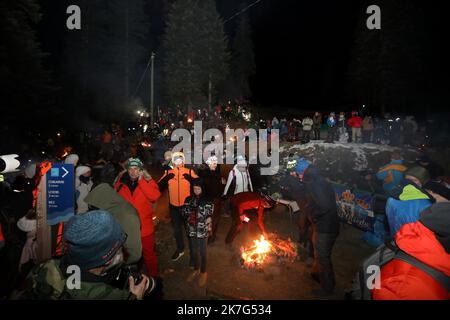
left=385, top=166, right=433, bottom=236
left=376, top=151, right=408, bottom=193
left=326, top=112, right=337, bottom=142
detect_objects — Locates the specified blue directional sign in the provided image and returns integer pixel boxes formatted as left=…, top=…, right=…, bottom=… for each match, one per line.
left=46, top=163, right=75, bottom=225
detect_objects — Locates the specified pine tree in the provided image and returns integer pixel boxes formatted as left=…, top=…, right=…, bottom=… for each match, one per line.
left=231, top=13, right=255, bottom=99
left=162, top=0, right=203, bottom=109
left=197, top=0, right=230, bottom=110
left=162, top=0, right=229, bottom=110
left=0, top=0, right=51, bottom=124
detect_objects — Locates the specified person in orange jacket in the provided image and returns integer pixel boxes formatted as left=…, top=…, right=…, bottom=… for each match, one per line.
left=372, top=180, right=450, bottom=300
left=158, top=152, right=198, bottom=261
left=115, top=158, right=161, bottom=276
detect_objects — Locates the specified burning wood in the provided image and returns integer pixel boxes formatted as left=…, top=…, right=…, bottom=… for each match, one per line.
left=241, top=235, right=272, bottom=268
left=240, top=234, right=298, bottom=269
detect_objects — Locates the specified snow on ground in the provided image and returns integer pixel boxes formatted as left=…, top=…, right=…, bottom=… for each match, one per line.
left=279, top=141, right=417, bottom=172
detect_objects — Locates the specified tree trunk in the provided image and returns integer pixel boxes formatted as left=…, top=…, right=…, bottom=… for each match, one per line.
left=124, top=4, right=129, bottom=109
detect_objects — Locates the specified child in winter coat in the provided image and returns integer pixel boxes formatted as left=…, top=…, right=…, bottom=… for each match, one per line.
left=182, top=180, right=214, bottom=287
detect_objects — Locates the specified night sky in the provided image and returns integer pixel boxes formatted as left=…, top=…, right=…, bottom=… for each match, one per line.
left=30, top=0, right=450, bottom=113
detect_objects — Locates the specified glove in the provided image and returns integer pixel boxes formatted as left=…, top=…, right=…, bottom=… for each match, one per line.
left=167, top=173, right=175, bottom=180
left=183, top=173, right=194, bottom=183
left=157, top=173, right=175, bottom=191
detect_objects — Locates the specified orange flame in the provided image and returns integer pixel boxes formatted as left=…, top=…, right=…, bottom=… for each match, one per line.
left=241, top=235, right=298, bottom=269
left=241, top=235, right=272, bottom=267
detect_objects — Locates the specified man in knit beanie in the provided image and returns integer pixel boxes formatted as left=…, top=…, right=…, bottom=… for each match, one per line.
left=61, top=210, right=151, bottom=299
left=12, top=211, right=151, bottom=300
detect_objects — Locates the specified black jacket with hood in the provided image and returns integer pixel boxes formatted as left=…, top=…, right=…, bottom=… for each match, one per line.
left=198, top=165, right=223, bottom=200
left=303, top=166, right=340, bottom=234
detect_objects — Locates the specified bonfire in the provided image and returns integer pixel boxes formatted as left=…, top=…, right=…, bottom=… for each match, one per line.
left=240, top=234, right=298, bottom=269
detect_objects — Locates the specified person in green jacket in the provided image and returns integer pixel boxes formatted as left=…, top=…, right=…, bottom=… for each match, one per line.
left=12, top=211, right=151, bottom=300
left=85, top=182, right=142, bottom=265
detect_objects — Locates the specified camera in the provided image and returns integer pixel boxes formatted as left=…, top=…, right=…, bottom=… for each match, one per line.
left=112, top=265, right=161, bottom=299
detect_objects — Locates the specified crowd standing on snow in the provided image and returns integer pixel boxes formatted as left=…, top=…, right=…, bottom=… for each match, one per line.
left=1, top=100, right=449, bottom=300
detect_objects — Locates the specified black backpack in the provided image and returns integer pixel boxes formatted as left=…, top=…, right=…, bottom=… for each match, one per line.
left=349, top=240, right=450, bottom=300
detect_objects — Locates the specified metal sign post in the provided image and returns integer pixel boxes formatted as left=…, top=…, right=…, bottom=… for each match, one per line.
left=36, top=175, right=51, bottom=263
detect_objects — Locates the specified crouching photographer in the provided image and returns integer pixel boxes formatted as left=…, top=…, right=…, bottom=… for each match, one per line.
left=12, top=210, right=153, bottom=300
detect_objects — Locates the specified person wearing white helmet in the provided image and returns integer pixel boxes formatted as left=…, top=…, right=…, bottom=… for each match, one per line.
left=222, top=155, right=253, bottom=197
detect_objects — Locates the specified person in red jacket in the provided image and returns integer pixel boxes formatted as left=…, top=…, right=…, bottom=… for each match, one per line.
left=373, top=180, right=450, bottom=300
left=115, top=158, right=161, bottom=276
left=347, top=111, right=363, bottom=143
left=225, top=191, right=276, bottom=245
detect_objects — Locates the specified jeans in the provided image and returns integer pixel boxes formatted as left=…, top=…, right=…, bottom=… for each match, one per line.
left=188, top=237, right=207, bottom=273
left=327, top=127, right=337, bottom=142
left=170, top=205, right=185, bottom=252
left=311, top=230, right=338, bottom=293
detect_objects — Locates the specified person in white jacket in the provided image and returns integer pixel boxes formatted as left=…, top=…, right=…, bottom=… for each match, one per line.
left=75, top=166, right=93, bottom=214
left=223, top=156, right=253, bottom=196
left=302, top=116, right=314, bottom=141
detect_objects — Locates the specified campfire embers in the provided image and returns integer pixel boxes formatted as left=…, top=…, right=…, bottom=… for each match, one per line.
left=241, top=235, right=272, bottom=268
left=240, top=234, right=298, bottom=270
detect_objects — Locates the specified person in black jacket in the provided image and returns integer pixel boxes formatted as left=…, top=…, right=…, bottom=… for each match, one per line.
left=198, top=156, right=224, bottom=244
left=181, top=180, right=214, bottom=287
left=293, top=159, right=340, bottom=295
left=279, top=166, right=314, bottom=263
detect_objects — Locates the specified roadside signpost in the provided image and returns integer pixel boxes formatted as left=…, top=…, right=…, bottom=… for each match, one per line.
left=36, top=163, right=74, bottom=262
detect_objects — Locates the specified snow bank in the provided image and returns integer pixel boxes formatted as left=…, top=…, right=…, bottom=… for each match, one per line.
left=277, top=141, right=419, bottom=188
